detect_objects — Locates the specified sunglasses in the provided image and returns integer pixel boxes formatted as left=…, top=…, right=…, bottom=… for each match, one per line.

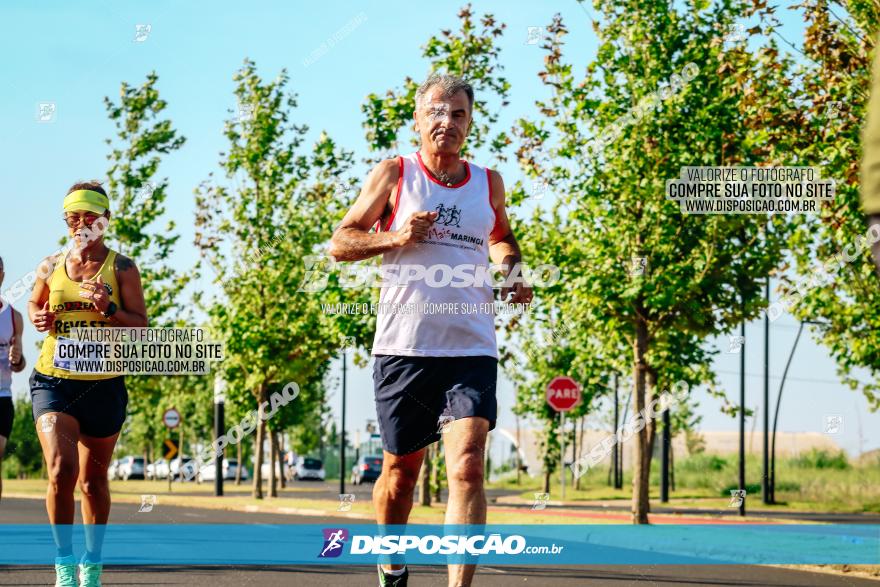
left=63, top=213, right=102, bottom=228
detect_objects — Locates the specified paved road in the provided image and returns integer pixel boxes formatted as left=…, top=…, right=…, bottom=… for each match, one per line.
left=2, top=498, right=876, bottom=587
left=156, top=479, right=880, bottom=524
left=3, top=563, right=876, bottom=586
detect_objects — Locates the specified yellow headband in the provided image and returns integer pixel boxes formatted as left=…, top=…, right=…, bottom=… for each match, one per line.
left=63, top=189, right=110, bottom=214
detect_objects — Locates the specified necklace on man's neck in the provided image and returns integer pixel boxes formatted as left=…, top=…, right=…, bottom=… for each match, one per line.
left=428, top=163, right=463, bottom=187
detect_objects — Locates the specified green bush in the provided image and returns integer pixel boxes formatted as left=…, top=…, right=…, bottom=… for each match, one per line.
left=791, top=449, right=850, bottom=470
left=3, top=397, right=43, bottom=479
left=679, top=453, right=728, bottom=472
left=719, top=482, right=761, bottom=497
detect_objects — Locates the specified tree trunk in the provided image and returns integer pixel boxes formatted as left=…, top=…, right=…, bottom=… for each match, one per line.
left=432, top=439, right=443, bottom=503
left=268, top=428, right=278, bottom=498
left=252, top=385, right=267, bottom=499
left=631, top=315, right=650, bottom=524
left=485, top=436, right=492, bottom=483
left=277, top=432, right=286, bottom=489
left=670, top=438, right=675, bottom=493
left=177, top=422, right=185, bottom=482
left=419, top=444, right=432, bottom=506
left=643, top=369, right=659, bottom=514
left=191, top=429, right=200, bottom=484
left=515, top=416, right=522, bottom=485
left=542, top=467, right=551, bottom=494
left=576, top=416, right=584, bottom=490
left=235, top=441, right=243, bottom=485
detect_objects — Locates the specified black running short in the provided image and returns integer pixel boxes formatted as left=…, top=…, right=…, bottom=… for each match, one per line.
left=29, top=370, right=128, bottom=438
left=0, top=396, right=12, bottom=439
left=372, top=355, right=497, bottom=456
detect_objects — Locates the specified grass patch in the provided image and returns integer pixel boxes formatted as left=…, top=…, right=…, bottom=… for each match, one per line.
left=488, top=452, right=880, bottom=514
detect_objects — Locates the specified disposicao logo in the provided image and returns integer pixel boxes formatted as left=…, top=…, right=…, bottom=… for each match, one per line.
left=319, top=528, right=348, bottom=558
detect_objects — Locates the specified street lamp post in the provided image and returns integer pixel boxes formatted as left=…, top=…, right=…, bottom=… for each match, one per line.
left=739, top=318, right=746, bottom=517
left=214, top=375, right=227, bottom=497
left=340, top=352, right=347, bottom=497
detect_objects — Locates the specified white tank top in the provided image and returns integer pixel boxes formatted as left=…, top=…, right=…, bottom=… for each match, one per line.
left=0, top=303, right=13, bottom=397
left=371, top=152, right=498, bottom=358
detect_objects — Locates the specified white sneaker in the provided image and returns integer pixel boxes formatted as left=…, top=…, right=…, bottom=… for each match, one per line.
left=53, top=555, right=77, bottom=587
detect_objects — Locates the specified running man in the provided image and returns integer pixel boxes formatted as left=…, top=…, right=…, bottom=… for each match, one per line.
left=28, top=182, right=147, bottom=586
left=330, top=74, right=532, bottom=587
left=0, top=255, right=27, bottom=503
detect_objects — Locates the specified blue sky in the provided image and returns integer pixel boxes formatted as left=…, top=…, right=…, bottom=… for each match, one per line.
left=1, top=0, right=876, bottom=457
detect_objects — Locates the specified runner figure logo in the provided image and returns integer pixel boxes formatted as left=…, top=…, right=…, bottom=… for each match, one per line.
left=532, top=493, right=550, bottom=511
left=138, top=494, right=156, bottom=513
left=435, top=203, right=462, bottom=228
left=319, top=528, right=349, bottom=558
left=728, top=489, right=746, bottom=508
left=337, top=494, right=355, bottom=512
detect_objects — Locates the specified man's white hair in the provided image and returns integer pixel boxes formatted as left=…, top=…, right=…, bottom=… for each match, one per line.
left=415, top=73, right=474, bottom=113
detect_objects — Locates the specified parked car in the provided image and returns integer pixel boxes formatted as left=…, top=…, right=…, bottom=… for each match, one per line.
left=117, top=456, right=145, bottom=481
left=351, top=455, right=383, bottom=485
left=146, top=458, right=169, bottom=480
left=259, top=459, right=285, bottom=480
left=293, top=457, right=325, bottom=481
left=200, top=458, right=250, bottom=482
left=108, top=459, right=120, bottom=480
left=169, top=456, right=196, bottom=481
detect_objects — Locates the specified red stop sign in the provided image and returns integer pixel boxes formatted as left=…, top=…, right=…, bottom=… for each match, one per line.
left=546, top=376, right=582, bottom=412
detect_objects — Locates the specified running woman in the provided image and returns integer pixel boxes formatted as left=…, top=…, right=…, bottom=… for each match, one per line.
left=330, top=74, right=532, bottom=587
left=0, top=255, right=27, bottom=503
left=28, top=182, right=147, bottom=586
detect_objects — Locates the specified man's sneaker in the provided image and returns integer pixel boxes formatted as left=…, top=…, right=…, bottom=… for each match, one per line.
left=377, top=564, right=408, bottom=586
left=77, top=556, right=103, bottom=587
left=53, top=555, right=77, bottom=587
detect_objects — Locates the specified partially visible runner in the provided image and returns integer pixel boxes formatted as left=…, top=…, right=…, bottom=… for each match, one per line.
left=0, top=255, right=27, bottom=503
left=28, top=182, right=147, bottom=587
left=330, top=74, right=532, bottom=587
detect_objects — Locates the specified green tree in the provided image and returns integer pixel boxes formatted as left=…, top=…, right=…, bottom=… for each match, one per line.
left=102, top=72, right=188, bottom=467
left=758, top=0, right=880, bottom=410
left=513, top=4, right=794, bottom=523
left=194, top=59, right=352, bottom=498
left=361, top=4, right=510, bottom=162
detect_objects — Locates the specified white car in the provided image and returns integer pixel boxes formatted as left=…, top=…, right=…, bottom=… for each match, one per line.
left=200, top=458, right=250, bottom=482
left=108, top=459, right=121, bottom=480
left=146, top=458, right=169, bottom=480
left=259, top=459, right=285, bottom=480
left=293, top=457, right=325, bottom=481
left=117, top=456, right=146, bottom=480
left=168, top=456, right=197, bottom=481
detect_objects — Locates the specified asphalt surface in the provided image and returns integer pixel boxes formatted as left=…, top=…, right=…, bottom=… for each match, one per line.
left=148, top=478, right=880, bottom=524
left=1, top=497, right=877, bottom=586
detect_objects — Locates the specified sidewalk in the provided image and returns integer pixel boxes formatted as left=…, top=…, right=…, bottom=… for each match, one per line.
left=493, top=495, right=880, bottom=524
left=4, top=489, right=794, bottom=525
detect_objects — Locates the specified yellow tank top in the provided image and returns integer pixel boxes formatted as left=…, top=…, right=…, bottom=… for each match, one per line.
left=35, top=249, right=122, bottom=380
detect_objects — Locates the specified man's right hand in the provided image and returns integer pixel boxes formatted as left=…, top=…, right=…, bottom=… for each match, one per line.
left=33, top=301, right=55, bottom=333
left=393, top=211, right=439, bottom=247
